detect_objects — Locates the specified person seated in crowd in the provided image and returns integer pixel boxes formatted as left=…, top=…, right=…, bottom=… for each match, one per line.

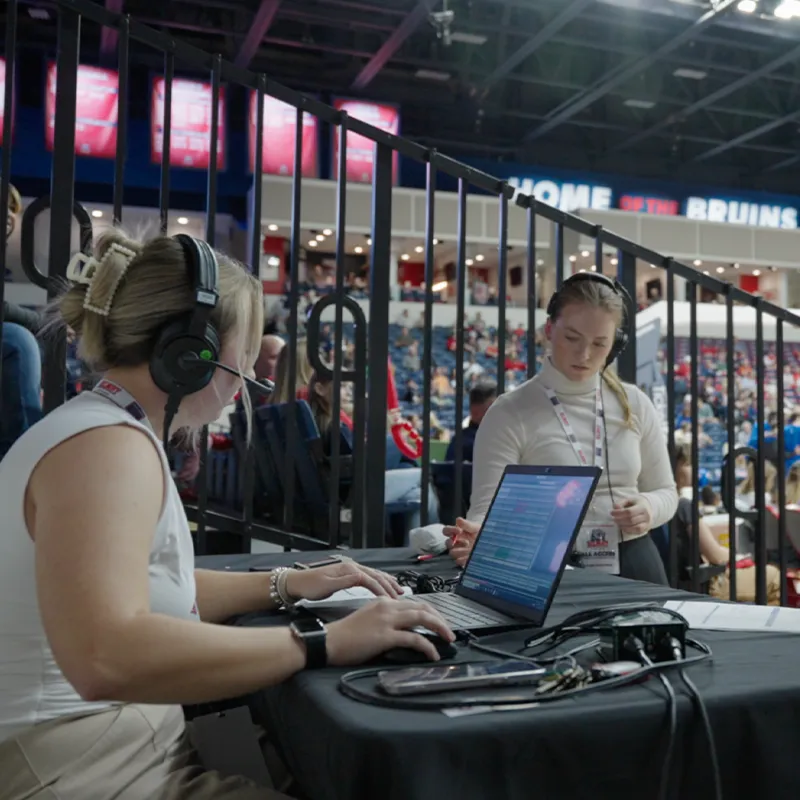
left=0, top=301, right=44, bottom=460
left=445, top=379, right=497, bottom=463
left=735, top=460, right=777, bottom=511
left=446, top=274, right=678, bottom=585
left=255, top=333, right=284, bottom=382
left=701, top=485, right=721, bottom=515
left=267, top=337, right=314, bottom=405
left=0, top=229, right=453, bottom=798
left=673, top=444, right=780, bottom=605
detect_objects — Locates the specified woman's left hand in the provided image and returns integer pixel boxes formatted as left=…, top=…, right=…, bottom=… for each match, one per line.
left=611, top=497, right=653, bottom=536
left=284, top=559, right=405, bottom=602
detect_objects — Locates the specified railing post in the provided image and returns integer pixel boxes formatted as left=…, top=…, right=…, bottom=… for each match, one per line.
left=616, top=250, right=637, bottom=384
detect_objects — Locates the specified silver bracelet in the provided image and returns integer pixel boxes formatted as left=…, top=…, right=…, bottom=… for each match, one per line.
left=277, top=568, right=295, bottom=608
left=269, top=567, right=292, bottom=610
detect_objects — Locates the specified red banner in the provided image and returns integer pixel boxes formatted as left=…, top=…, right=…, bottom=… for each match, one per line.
left=151, top=77, right=226, bottom=170
left=45, top=64, right=119, bottom=158
left=248, top=93, right=318, bottom=177
left=332, top=99, right=400, bottom=185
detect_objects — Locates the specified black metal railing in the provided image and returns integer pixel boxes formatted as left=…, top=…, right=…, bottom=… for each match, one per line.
left=2, top=0, right=800, bottom=605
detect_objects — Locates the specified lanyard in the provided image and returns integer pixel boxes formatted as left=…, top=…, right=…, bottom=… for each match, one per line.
left=541, top=384, right=604, bottom=468
left=93, top=378, right=151, bottom=429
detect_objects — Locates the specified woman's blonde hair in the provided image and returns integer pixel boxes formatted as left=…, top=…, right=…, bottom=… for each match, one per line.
left=550, top=277, right=633, bottom=427
left=48, top=228, right=263, bottom=431
left=307, top=371, right=334, bottom=433
left=268, top=337, right=313, bottom=405
left=738, top=459, right=777, bottom=498
left=785, top=463, right=800, bottom=505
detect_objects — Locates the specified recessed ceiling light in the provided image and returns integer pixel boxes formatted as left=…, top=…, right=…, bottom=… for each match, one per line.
left=737, top=0, right=757, bottom=11
left=774, top=1, right=797, bottom=18
left=267, top=223, right=278, bottom=231
left=401, top=253, right=410, bottom=261
left=432, top=238, right=439, bottom=245
left=703, top=270, right=709, bottom=275
left=590, top=265, right=597, bottom=272
left=475, top=254, right=484, bottom=262
left=753, top=269, right=762, bottom=276
left=177, top=216, right=189, bottom=225
left=322, top=228, right=332, bottom=236
left=414, top=246, right=424, bottom=253
left=716, top=266, right=725, bottom=274
left=91, top=209, right=103, bottom=218
left=466, top=258, right=474, bottom=266
left=569, top=255, right=577, bottom=263
left=367, top=237, right=373, bottom=245
left=674, top=68, right=707, bottom=80
left=693, top=259, right=702, bottom=267
left=316, top=234, right=325, bottom=242
left=733, top=262, right=740, bottom=269
left=624, top=99, right=656, bottom=110
left=578, top=269, right=586, bottom=273
left=581, top=250, right=590, bottom=258
left=770, top=265, right=778, bottom=271
left=354, top=246, right=363, bottom=254
left=415, top=69, right=452, bottom=81
left=450, top=32, right=488, bottom=45
left=536, top=259, right=544, bottom=267
left=650, top=264, right=657, bottom=269
left=308, top=240, right=318, bottom=248
left=610, top=257, right=618, bottom=266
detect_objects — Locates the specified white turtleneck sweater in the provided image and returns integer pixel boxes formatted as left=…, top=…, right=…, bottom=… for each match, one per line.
left=469, top=358, right=678, bottom=540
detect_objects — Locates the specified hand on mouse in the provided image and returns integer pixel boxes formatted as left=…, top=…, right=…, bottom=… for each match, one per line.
left=325, top=599, right=455, bottom=666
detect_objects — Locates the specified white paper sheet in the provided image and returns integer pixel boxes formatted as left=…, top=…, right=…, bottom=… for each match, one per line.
left=664, top=600, right=800, bottom=633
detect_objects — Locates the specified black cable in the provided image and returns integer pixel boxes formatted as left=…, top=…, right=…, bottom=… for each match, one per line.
left=628, top=637, right=677, bottom=800
left=669, top=637, right=723, bottom=800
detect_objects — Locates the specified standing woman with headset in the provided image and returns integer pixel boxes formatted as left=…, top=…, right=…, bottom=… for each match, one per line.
left=0, top=230, right=453, bottom=799
left=448, top=273, right=678, bottom=585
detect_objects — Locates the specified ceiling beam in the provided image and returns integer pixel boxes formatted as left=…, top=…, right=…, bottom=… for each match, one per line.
left=764, top=153, right=800, bottom=173
left=693, top=111, right=800, bottom=163
left=351, top=0, right=434, bottom=91
left=519, top=0, right=738, bottom=145
left=609, top=40, right=800, bottom=154
left=99, top=0, right=124, bottom=58
left=234, top=0, right=283, bottom=69
left=478, top=0, right=594, bottom=93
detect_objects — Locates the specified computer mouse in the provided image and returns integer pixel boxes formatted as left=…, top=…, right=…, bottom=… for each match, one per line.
left=382, top=630, right=459, bottom=664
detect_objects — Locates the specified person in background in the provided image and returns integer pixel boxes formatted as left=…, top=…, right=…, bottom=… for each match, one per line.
left=445, top=379, right=497, bottom=464
left=254, top=334, right=284, bottom=382
left=0, top=301, right=43, bottom=461
left=268, top=338, right=314, bottom=405
left=447, top=274, right=677, bottom=585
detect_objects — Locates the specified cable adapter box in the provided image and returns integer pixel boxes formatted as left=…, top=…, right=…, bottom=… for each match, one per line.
left=598, top=610, right=687, bottom=663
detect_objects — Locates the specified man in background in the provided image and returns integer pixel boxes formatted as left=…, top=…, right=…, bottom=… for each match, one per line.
left=446, top=379, right=497, bottom=463
left=254, top=333, right=284, bottom=382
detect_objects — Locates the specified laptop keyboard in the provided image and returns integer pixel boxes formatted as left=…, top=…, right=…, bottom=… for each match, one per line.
left=415, top=591, right=511, bottom=629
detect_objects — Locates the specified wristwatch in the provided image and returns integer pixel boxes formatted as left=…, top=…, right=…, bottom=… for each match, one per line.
left=289, top=617, right=328, bottom=669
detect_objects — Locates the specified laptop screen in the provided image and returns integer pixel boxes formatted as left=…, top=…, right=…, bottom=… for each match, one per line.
left=459, top=466, right=599, bottom=619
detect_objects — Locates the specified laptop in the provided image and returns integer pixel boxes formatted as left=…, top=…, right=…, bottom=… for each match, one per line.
left=414, top=465, right=601, bottom=633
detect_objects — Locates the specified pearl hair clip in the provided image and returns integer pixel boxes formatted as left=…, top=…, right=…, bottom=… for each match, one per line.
left=65, top=242, right=137, bottom=317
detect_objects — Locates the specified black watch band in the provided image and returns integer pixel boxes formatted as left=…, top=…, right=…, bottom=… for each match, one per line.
left=290, top=619, right=328, bottom=669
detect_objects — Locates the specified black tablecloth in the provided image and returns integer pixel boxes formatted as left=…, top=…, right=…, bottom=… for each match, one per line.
left=197, top=549, right=800, bottom=800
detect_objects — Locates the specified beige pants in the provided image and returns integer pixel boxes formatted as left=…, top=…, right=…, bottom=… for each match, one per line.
left=710, top=564, right=782, bottom=605
left=0, top=704, right=291, bottom=800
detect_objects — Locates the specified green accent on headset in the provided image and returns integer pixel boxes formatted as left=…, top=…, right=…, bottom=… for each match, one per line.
left=200, top=349, right=213, bottom=361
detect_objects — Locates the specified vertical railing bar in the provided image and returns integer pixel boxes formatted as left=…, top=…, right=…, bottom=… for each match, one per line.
left=452, top=178, right=468, bottom=520
left=284, top=108, right=303, bottom=538
left=364, top=143, right=393, bottom=546
left=496, top=190, right=508, bottom=396
left=755, top=301, right=767, bottom=605
left=241, top=73, right=266, bottom=555
left=526, top=201, right=537, bottom=379
left=594, top=229, right=603, bottom=277
left=420, top=156, right=436, bottom=527
left=195, top=53, right=222, bottom=556
left=328, top=111, right=347, bottom=544
left=158, top=52, right=174, bottom=235
left=0, top=0, right=19, bottom=396
left=689, top=281, right=700, bottom=594
left=776, top=318, right=787, bottom=606
left=666, top=265, right=677, bottom=587
left=112, top=15, right=129, bottom=225
left=44, top=7, right=80, bottom=415
left=555, top=222, right=565, bottom=290
left=725, top=287, right=737, bottom=602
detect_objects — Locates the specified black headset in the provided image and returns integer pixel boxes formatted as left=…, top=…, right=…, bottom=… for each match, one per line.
left=149, top=234, right=221, bottom=445
left=546, top=272, right=632, bottom=368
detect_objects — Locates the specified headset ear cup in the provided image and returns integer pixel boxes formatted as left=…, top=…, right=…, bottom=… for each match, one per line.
left=605, top=329, right=629, bottom=368
left=150, top=320, right=221, bottom=396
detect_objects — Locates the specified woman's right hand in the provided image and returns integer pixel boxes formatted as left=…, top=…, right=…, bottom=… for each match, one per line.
left=444, top=517, right=481, bottom=567
left=325, top=599, right=455, bottom=665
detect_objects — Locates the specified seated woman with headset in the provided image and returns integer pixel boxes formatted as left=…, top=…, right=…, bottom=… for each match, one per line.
left=447, top=273, right=678, bottom=585
left=0, top=230, right=453, bottom=799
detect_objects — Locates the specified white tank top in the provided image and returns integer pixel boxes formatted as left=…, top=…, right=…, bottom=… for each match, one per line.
left=0, top=388, right=198, bottom=743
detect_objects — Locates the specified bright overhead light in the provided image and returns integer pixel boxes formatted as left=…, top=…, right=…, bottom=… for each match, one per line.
left=578, top=269, right=586, bottom=273
left=774, top=1, right=798, bottom=18
left=415, top=69, right=452, bottom=81
left=703, top=270, right=709, bottom=275
left=590, top=265, right=597, bottom=272
left=354, top=246, right=363, bottom=254
left=753, top=269, right=762, bottom=276
left=610, top=257, right=618, bottom=266
left=308, top=241, right=318, bottom=247
left=733, top=262, right=740, bottom=269
left=432, top=238, right=439, bottom=245
left=316, top=234, right=325, bottom=242
left=466, top=258, right=474, bottom=266
left=91, top=209, right=103, bottom=218
left=569, top=255, right=577, bottom=263
left=581, top=250, right=590, bottom=258
left=177, top=216, right=189, bottom=225
left=414, top=245, right=424, bottom=253
left=650, top=264, right=658, bottom=269
left=401, top=253, right=410, bottom=261
left=475, top=254, right=484, bottom=262
left=674, top=68, right=707, bottom=80
left=450, top=31, right=488, bottom=45
left=624, top=99, right=656, bottom=110
left=693, top=259, right=703, bottom=267
left=267, top=223, right=278, bottom=232
left=322, top=228, right=332, bottom=236
left=716, top=266, right=725, bottom=274
left=737, top=0, right=757, bottom=11
left=536, top=258, right=544, bottom=267
left=367, top=237, right=373, bottom=245
left=432, top=280, right=449, bottom=292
